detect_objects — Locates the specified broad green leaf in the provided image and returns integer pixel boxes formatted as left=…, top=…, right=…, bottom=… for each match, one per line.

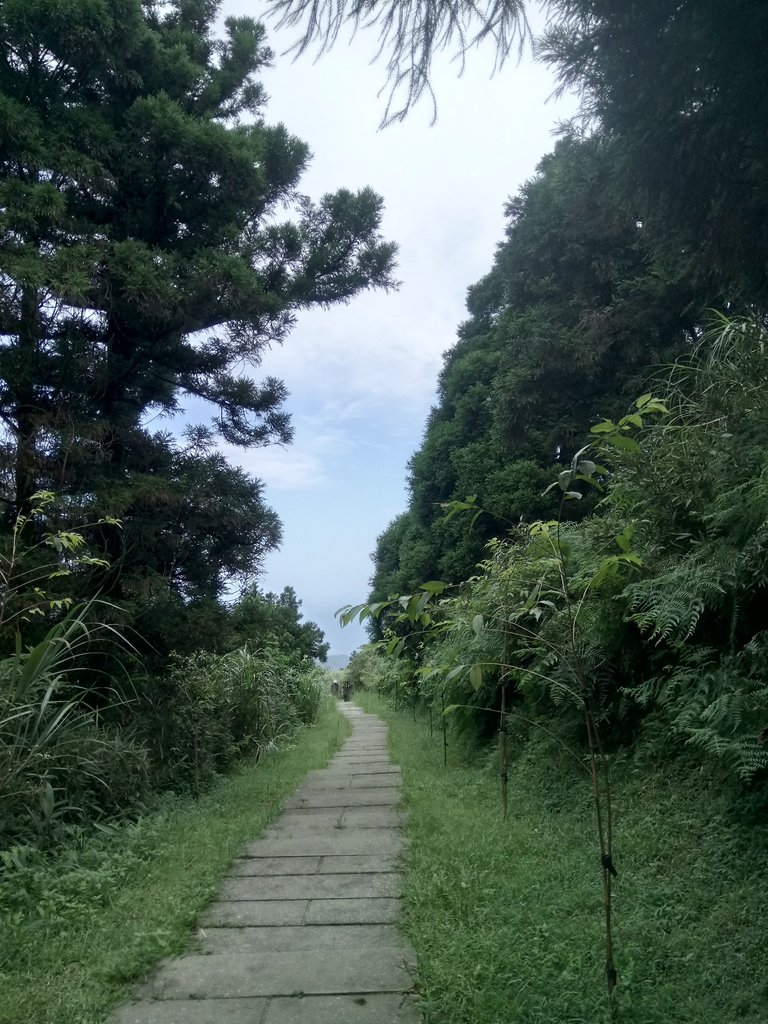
left=469, top=663, right=483, bottom=690
left=620, top=553, right=643, bottom=567
left=614, top=524, right=635, bottom=552
left=386, top=635, right=405, bottom=657
left=472, top=613, right=484, bottom=637
left=635, top=394, right=668, bottom=414
left=591, top=556, right=620, bottom=589
left=444, top=665, right=465, bottom=684
left=620, top=413, right=643, bottom=429
left=606, top=434, right=642, bottom=454
left=420, top=580, right=448, bottom=594
left=590, top=420, right=617, bottom=434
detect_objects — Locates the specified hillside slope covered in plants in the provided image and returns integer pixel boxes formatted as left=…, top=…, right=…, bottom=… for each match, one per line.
left=336, top=1, right=768, bottom=1016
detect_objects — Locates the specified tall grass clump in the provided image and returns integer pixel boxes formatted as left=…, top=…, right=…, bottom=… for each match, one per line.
left=130, top=645, right=326, bottom=795
left=1, top=492, right=328, bottom=849
left=0, top=494, right=146, bottom=848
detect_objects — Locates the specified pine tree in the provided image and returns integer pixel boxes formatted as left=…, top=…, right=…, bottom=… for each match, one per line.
left=0, top=0, right=396, bottom=603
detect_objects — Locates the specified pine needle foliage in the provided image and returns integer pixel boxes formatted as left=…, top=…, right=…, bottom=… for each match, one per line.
left=269, top=0, right=529, bottom=124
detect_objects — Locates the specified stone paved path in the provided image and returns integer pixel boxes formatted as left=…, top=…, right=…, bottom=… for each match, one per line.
left=110, top=703, right=420, bottom=1024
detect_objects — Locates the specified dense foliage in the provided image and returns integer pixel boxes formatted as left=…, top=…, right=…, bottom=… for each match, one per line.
left=363, top=317, right=768, bottom=785
left=0, top=0, right=393, bottom=852
left=0, top=482, right=333, bottom=849
left=360, top=3, right=768, bottom=803
left=369, top=133, right=707, bottom=604
left=0, top=0, right=395, bottom=644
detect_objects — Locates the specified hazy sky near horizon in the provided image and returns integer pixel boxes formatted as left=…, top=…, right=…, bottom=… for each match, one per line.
left=203, top=2, right=578, bottom=655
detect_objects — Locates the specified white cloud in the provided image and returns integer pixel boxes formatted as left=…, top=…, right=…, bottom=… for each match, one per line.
left=227, top=443, right=328, bottom=490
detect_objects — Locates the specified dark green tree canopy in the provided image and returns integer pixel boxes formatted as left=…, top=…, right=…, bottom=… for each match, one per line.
left=271, top=0, right=768, bottom=300
left=0, top=0, right=397, bottom=509
left=0, top=0, right=396, bottom=647
left=370, top=134, right=709, bottom=596
left=539, top=0, right=768, bottom=300
left=230, top=585, right=329, bottom=661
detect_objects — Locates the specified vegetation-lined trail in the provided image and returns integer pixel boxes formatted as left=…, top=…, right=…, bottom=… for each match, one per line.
left=3, top=2, right=768, bottom=1022
left=110, top=703, right=419, bottom=1024
left=0, top=704, right=349, bottom=1024
left=353, top=690, right=768, bottom=1024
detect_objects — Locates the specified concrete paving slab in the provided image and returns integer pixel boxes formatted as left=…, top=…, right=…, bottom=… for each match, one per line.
left=297, top=773, right=402, bottom=790
left=339, top=755, right=390, bottom=759
left=200, top=900, right=307, bottom=927
left=304, top=897, right=401, bottom=925
left=268, top=802, right=366, bottom=816
left=266, top=808, right=405, bottom=831
left=329, top=760, right=394, bottom=768
left=295, top=776, right=352, bottom=790
left=286, top=801, right=401, bottom=814
left=219, top=872, right=401, bottom=901
left=283, top=788, right=401, bottom=809
left=348, top=774, right=404, bottom=788
left=228, top=853, right=398, bottom=876
left=329, top=763, right=393, bottom=771
left=339, top=739, right=392, bottom=747
left=199, top=923, right=403, bottom=953
left=304, top=765, right=401, bottom=780
left=316, top=855, right=399, bottom=874
left=229, top=856, right=321, bottom=876
left=332, top=751, right=390, bottom=758
left=240, top=830, right=405, bottom=858
left=148, top=947, right=413, bottom=999
left=299, top=770, right=399, bottom=782
left=111, top=999, right=268, bottom=1024
left=263, top=994, right=421, bottom=1024
left=341, top=745, right=389, bottom=752
left=298, top=774, right=400, bottom=790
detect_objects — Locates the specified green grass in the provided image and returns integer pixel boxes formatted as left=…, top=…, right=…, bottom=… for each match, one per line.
left=0, top=699, right=350, bottom=1024
left=356, top=691, right=768, bottom=1024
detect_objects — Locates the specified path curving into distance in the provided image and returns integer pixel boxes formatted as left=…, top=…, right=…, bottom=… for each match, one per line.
left=110, top=703, right=420, bottom=1024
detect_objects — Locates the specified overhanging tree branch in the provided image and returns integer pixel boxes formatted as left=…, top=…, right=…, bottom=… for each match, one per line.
left=268, top=0, right=530, bottom=124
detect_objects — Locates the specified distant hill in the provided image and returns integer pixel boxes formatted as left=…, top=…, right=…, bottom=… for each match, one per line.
left=324, top=654, right=350, bottom=671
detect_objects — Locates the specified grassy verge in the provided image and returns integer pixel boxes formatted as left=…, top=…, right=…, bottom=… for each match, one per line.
left=0, top=699, right=350, bottom=1024
left=357, top=691, right=768, bottom=1024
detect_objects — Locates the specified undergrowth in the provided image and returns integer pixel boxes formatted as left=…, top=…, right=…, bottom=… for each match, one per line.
left=0, top=699, right=349, bottom=1024
left=356, top=691, right=768, bottom=1024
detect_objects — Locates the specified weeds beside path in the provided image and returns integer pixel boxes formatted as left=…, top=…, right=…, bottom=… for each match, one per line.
left=356, top=691, right=768, bottom=1024
left=0, top=700, right=350, bottom=1024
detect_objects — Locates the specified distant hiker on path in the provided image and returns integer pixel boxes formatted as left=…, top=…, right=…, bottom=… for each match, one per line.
left=331, top=679, right=340, bottom=697
left=342, top=681, right=352, bottom=701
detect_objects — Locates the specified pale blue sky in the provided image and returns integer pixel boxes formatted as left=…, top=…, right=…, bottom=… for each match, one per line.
left=200, top=3, right=578, bottom=655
